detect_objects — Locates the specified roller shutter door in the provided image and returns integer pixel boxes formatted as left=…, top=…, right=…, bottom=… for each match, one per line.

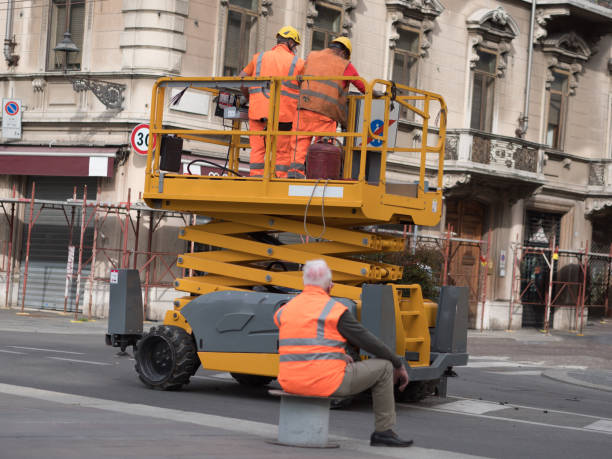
left=18, top=176, right=96, bottom=311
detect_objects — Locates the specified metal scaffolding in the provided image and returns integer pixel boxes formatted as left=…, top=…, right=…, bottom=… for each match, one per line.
left=0, top=183, right=188, bottom=319
left=508, top=237, right=611, bottom=334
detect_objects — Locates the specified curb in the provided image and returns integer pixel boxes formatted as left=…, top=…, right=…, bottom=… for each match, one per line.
left=542, top=370, right=612, bottom=393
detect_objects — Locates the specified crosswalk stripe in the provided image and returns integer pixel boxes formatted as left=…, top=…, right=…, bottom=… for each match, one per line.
left=434, top=400, right=508, bottom=415
left=584, top=420, right=612, bottom=433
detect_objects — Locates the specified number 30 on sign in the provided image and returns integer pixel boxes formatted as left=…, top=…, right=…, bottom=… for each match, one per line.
left=130, top=123, right=156, bottom=155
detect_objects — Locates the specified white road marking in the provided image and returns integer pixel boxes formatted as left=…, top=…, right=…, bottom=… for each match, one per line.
left=447, top=395, right=612, bottom=421
left=0, top=349, right=26, bottom=355
left=211, top=372, right=235, bottom=380
left=409, top=404, right=612, bottom=436
left=193, top=373, right=235, bottom=381
left=47, top=357, right=111, bottom=366
left=468, top=356, right=510, bottom=361
left=486, top=370, right=543, bottom=376
left=9, top=345, right=84, bottom=355
left=584, top=420, right=612, bottom=433
left=0, top=383, right=485, bottom=459
left=435, top=400, right=508, bottom=415
left=467, top=361, right=542, bottom=368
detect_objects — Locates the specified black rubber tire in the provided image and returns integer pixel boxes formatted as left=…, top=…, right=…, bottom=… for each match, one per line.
left=134, top=325, right=197, bottom=390
left=230, top=372, right=274, bottom=387
left=394, top=379, right=438, bottom=403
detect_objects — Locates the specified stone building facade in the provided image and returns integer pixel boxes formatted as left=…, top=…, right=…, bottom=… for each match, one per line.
left=0, top=0, right=611, bottom=327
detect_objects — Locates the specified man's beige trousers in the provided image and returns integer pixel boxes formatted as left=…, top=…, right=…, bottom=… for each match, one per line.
left=332, top=358, right=396, bottom=432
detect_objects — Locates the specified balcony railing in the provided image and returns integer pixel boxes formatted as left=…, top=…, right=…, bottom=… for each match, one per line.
left=444, top=130, right=541, bottom=176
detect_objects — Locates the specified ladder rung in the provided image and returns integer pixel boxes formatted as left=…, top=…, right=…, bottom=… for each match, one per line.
left=401, top=311, right=420, bottom=316
left=404, top=337, right=425, bottom=343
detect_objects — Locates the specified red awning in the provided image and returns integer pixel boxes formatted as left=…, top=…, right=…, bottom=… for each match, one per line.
left=0, top=146, right=117, bottom=177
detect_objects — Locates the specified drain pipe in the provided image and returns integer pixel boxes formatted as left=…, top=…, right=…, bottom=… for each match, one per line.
left=516, top=0, right=537, bottom=138
left=4, top=0, right=19, bottom=66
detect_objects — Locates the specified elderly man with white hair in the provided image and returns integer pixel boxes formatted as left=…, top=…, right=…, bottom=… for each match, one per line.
left=273, top=259, right=413, bottom=447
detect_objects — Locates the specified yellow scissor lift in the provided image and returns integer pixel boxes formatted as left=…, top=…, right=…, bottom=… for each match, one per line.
left=135, top=75, right=467, bottom=400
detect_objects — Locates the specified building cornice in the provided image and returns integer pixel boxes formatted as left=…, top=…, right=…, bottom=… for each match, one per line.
left=0, top=71, right=172, bottom=81
left=519, top=0, right=612, bottom=21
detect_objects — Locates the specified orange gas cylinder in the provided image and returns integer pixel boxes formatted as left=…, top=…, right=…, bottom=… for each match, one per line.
left=305, top=138, right=343, bottom=179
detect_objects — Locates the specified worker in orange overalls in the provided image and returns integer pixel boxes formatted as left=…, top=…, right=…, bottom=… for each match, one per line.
left=273, top=259, right=413, bottom=448
left=240, top=26, right=304, bottom=178
left=287, top=37, right=380, bottom=179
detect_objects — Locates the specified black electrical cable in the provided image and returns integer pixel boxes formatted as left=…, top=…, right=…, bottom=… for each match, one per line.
left=187, top=159, right=242, bottom=176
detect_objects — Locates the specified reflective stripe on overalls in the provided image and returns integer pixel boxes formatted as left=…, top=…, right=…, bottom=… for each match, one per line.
left=278, top=299, right=346, bottom=362
left=249, top=53, right=300, bottom=100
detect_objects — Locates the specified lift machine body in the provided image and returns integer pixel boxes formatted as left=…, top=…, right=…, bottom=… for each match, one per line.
left=131, top=74, right=468, bottom=400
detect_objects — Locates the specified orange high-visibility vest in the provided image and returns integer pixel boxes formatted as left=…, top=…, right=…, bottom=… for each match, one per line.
left=273, top=285, right=348, bottom=396
left=298, top=48, right=349, bottom=125
left=246, top=44, right=302, bottom=122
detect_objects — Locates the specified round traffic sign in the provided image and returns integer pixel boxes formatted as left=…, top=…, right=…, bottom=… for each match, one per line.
left=130, top=123, right=156, bottom=155
left=369, top=119, right=384, bottom=147
left=4, top=101, right=19, bottom=116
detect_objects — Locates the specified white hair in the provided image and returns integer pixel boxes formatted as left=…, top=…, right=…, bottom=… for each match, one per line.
left=302, top=259, right=332, bottom=289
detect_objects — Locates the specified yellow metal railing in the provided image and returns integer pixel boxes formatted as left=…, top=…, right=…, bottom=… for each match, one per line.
left=144, top=76, right=446, bottom=192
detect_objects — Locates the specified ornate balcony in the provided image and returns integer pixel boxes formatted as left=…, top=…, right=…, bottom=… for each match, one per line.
left=442, top=129, right=544, bottom=202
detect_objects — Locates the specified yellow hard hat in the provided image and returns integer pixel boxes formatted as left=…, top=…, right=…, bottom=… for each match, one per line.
left=331, top=36, right=352, bottom=58
left=277, top=26, right=301, bottom=45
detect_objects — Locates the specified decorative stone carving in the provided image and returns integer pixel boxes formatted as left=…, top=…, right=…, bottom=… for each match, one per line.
left=471, top=135, right=491, bottom=165
left=386, top=0, right=444, bottom=58
left=443, top=173, right=471, bottom=190
left=32, top=78, right=47, bottom=92
left=386, top=0, right=444, bottom=17
left=534, top=7, right=570, bottom=43
left=545, top=57, right=583, bottom=96
left=70, top=77, right=126, bottom=110
left=261, top=0, right=272, bottom=17
left=445, top=134, right=458, bottom=161
left=307, top=0, right=357, bottom=36
left=589, top=163, right=606, bottom=186
left=490, top=139, right=517, bottom=168
left=541, top=32, right=591, bottom=96
left=514, top=146, right=538, bottom=173
left=466, top=7, right=519, bottom=78
left=542, top=31, right=591, bottom=62
left=467, top=7, right=519, bottom=41
left=585, top=198, right=612, bottom=215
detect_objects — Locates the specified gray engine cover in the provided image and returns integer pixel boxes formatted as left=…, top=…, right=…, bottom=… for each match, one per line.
left=180, top=290, right=356, bottom=353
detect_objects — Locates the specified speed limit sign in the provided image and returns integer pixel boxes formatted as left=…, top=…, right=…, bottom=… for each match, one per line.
left=130, top=123, right=156, bottom=155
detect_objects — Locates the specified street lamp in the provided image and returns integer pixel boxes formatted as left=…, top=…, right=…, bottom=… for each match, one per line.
left=54, top=31, right=79, bottom=71
left=53, top=10, right=125, bottom=111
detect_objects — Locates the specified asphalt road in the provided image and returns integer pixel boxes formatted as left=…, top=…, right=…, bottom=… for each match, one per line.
left=1, top=326, right=611, bottom=458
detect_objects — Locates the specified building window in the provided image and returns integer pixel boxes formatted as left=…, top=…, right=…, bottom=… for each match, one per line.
left=48, top=0, right=85, bottom=71
left=311, top=2, right=343, bottom=51
left=470, top=49, right=497, bottom=132
left=545, top=70, right=569, bottom=149
left=223, top=0, right=258, bottom=76
left=392, top=27, right=419, bottom=88
left=392, top=27, right=420, bottom=118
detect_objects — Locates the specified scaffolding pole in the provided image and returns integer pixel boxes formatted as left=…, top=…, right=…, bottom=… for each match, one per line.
left=3, top=185, right=16, bottom=308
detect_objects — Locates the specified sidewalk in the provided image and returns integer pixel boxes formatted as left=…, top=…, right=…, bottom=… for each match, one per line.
left=2, top=307, right=612, bottom=392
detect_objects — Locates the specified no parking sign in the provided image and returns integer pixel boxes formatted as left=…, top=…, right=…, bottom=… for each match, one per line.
left=2, top=98, right=22, bottom=139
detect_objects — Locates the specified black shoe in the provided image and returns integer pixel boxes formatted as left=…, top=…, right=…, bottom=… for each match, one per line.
left=370, top=430, right=413, bottom=447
